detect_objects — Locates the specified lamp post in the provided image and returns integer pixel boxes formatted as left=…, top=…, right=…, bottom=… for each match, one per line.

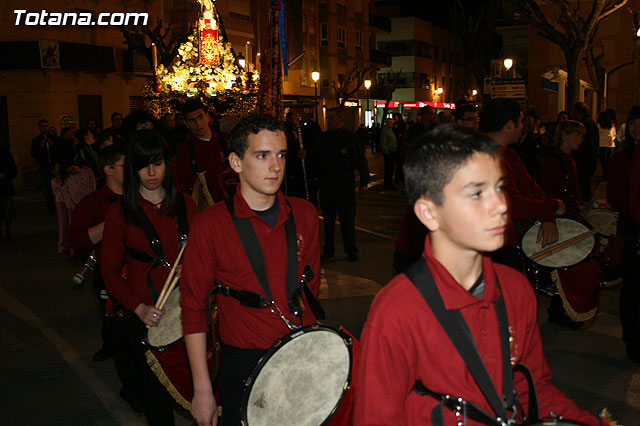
left=364, top=79, right=371, bottom=127
left=238, top=53, right=246, bottom=70
left=312, top=70, right=320, bottom=121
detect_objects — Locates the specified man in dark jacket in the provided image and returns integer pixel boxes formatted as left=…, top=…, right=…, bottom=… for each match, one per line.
left=30, top=118, right=55, bottom=213
left=317, top=107, right=370, bottom=262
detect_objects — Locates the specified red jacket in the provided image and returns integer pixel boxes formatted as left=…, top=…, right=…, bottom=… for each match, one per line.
left=173, top=133, right=233, bottom=202
left=537, top=148, right=581, bottom=216
left=102, top=194, right=198, bottom=312
left=69, top=185, right=120, bottom=260
left=502, top=146, right=559, bottom=246
left=180, top=189, right=321, bottom=349
left=353, top=236, right=599, bottom=426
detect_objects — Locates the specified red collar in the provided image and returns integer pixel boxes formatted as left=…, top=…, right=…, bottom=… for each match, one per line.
left=421, top=236, right=501, bottom=310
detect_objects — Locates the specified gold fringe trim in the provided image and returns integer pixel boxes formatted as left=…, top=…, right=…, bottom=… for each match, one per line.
left=600, top=407, right=622, bottom=426
left=551, top=270, right=598, bottom=322
left=145, top=350, right=191, bottom=410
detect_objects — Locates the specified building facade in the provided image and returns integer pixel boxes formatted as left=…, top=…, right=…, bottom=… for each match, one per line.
left=374, top=15, right=466, bottom=122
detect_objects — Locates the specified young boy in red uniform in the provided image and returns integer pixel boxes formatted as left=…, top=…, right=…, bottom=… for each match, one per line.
left=69, top=144, right=145, bottom=411
left=180, top=114, right=321, bottom=426
left=353, top=125, right=609, bottom=425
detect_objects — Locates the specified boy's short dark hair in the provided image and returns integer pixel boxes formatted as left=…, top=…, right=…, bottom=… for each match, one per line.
left=38, top=118, right=49, bottom=126
left=479, top=99, right=521, bottom=133
left=404, top=125, right=502, bottom=206
left=111, top=112, right=123, bottom=121
left=182, top=99, right=208, bottom=117
left=97, top=143, right=126, bottom=175
left=227, top=114, right=284, bottom=158
left=454, top=103, right=477, bottom=120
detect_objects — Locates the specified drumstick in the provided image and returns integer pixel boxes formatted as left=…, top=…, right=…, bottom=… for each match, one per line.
left=156, top=274, right=180, bottom=311
left=154, top=243, right=187, bottom=309
left=531, top=228, right=600, bottom=262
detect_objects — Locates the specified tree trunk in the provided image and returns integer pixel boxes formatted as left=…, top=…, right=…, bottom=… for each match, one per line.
left=565, top=50, right=582, bottom=110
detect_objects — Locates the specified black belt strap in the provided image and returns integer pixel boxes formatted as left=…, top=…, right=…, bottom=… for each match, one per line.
left=224, top=197, right=301, bottom=316
left=412, top=381, right=502, bottom=426
left=125, top=193, right=189, bottom=302
left=405, top=258, right=515, bottom=426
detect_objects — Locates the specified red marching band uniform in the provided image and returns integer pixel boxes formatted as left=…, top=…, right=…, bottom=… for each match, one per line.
left=537, top=146, right=602, bottom=322
left=102, top=194, right=213, bottom=409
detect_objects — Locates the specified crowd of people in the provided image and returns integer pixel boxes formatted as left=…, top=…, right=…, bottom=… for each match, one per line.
left=17, top=97, right=636, bottom=425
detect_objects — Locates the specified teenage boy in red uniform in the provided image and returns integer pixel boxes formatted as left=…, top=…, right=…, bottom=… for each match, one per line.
left=353, top=126, right=609, bottom=426
left=173, top=99, right=234, bottom=204
left=180, top=114, right=321, bottom=426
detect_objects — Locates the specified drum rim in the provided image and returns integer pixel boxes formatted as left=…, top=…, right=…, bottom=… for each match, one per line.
left=240, top=324, right=354, bottom=426
left=519, top=215, right=597, bottom=270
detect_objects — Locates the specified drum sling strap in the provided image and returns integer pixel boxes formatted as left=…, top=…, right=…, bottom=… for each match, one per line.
left=405, top=259, right=524, bottom=426
left=125, top=194, right=189, bottom=303
left=186, top=138, right=201, bottom=176
left=219, top=197, right=325, bottom=320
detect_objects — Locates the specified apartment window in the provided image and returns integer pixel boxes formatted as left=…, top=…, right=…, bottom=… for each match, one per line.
left=321, top=23, right=328, bottom=46
left=355, top=31, right=362, bottom=52
left=337, top=28, right=345, bottom=48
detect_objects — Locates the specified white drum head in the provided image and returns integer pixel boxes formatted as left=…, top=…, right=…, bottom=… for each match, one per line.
left=521, top=218, right=595, bottom=268
left=244, top=327, right=350, bottom=426
left=585, top=209, right=618, bottom=237
left=147, top=287, right=183, bottom=349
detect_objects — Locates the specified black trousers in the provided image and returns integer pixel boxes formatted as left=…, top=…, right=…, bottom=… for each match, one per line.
left=619, top=215, right=640, bottom=344
left=219, top=343, right=268, bottom=426
left=382, top=152, right=396, bottom=189
left=124, top=313, right=175, bottom=425
left=94, top=268, right=143, bottom=403
left=319, top=175, right=357, bottom=256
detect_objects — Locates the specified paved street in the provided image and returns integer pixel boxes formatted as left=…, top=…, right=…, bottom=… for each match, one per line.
left=1, top=151, right=640, bottom=425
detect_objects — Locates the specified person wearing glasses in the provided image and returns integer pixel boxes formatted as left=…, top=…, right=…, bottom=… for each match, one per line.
left=454, top=103, right=479, bottom=129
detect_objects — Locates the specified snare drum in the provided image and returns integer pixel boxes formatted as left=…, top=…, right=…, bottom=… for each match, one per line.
left=520, top=217, right=601, bottom=321
left=585, top=208, right=618, bottom=249
left=521, top=217, right=596, bottom=270
left=241, top=325, right=352, bottom=426
left=585, top=208, right=622, bottom=285
left=144, top=287, right=183, bottom=352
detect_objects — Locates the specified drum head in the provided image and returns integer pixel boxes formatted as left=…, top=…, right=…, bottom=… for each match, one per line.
left=146, top=287, right=183, bottom=350
left=521, top=218, right=595, bottom=268
left=585, top=208, right=618, bottom=237
left=242, top=326, right=351, bottom=426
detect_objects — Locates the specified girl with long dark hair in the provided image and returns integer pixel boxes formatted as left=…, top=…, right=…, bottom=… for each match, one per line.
left=102, top=130, right=198, bottom=424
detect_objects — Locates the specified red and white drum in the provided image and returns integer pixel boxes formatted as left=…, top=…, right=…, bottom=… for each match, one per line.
left=520, top=217, right=601, bottom=322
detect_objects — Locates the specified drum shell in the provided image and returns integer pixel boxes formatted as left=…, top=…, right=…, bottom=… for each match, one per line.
left=241, top=325, right=354, bottom=426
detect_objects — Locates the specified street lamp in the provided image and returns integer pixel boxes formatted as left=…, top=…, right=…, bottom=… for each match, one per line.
left=504, top=58, right=513, bottom=70
left=472, top=89, right=478, bottom=96
left=364, top=79, right=371, bottom=127
left=238, top=53, right=246, bottom=69
left=312, top=70, right=320, bottom=121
